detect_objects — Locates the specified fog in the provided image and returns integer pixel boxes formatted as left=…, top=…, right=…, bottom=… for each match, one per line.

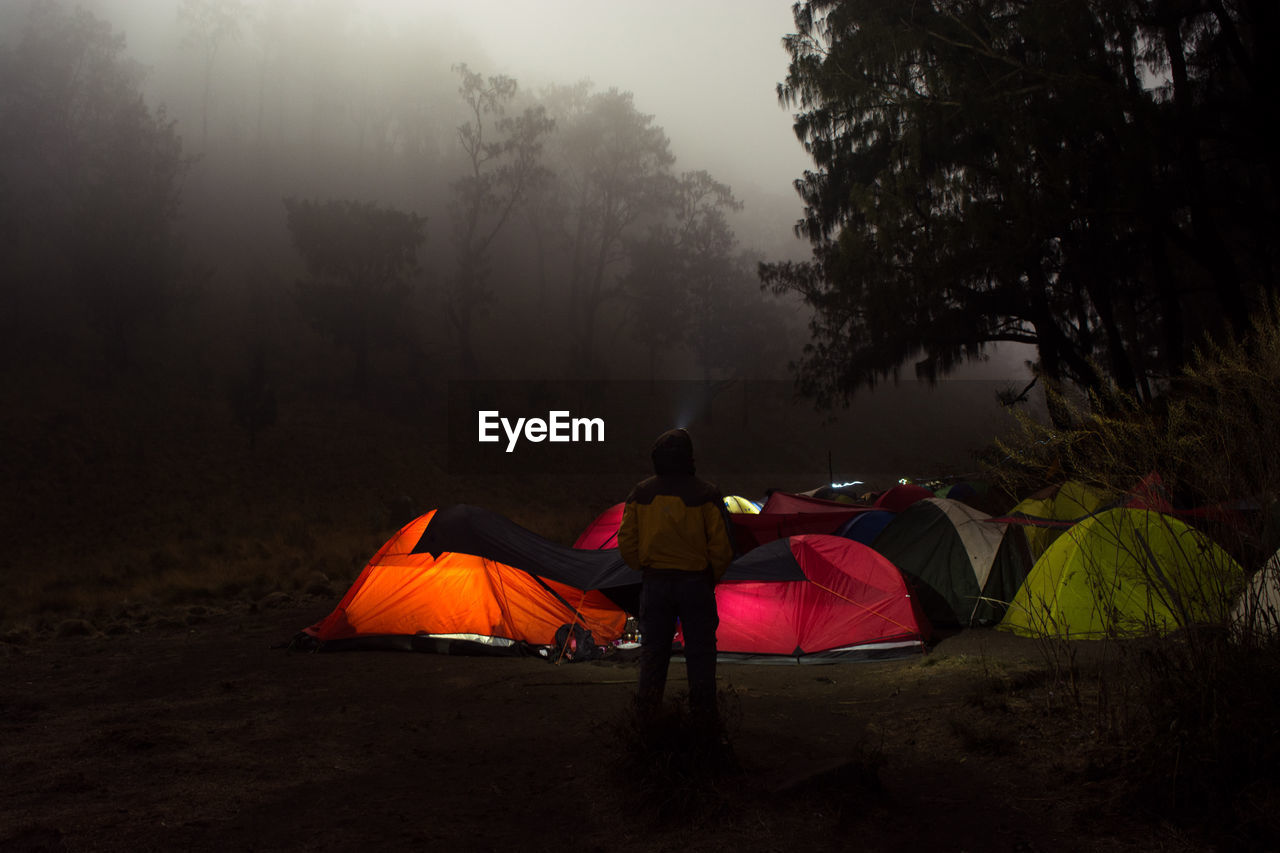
left=2, top=0, right=1036, bottom=494
left=7, top=0, right=817, bottom=380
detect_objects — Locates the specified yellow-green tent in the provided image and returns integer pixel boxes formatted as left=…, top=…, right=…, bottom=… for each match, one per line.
left=1008, top=480, right=1113, bottom=560
left=1001, top=508, right=1240, bottom=638
left=724, top=495, right=761, bottom=514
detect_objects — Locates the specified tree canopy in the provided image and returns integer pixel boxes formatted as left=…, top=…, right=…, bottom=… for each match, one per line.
left=623, top=170, right=768, bottom=381
left=0, top=0, right=187, bottom=367
left=762, top=0, right=1279, bottom=410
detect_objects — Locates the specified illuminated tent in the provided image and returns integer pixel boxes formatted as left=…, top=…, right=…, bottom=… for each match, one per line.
left=723, top=495, right=761, bottom=514
left=573, top=497, right=759, bottom=553
left=1001, top=508, right=1242, bottom=638
left=1002, top=480, right=1113, bottom=560
left=871, top=498, right=1032, bottom=627
left=760, top=491, right=860, bottom=515
left=410, top=504, right=642, bottom=611
left=573, top=502, right=624, bottom=549
left=574, top=493, right=834, bottom=555
left=997, top=475, right=1240, bottom=563
left=692, top=535, right=930, bottom=662
left=731, top=491, right=864, bottom=551
left=302, top=510, right=632, bottom=654
left=305, top=506, right=929, bottom=661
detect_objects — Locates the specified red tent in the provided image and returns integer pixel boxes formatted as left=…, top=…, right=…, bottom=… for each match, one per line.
left=873, top=484, right=934, bottom=513
left=574, top=491, right=881, bottom=554
left=759, top=491, right=861, bottom=515
left=731, top=491, right=865, bottom=550
left=573, top=502, right=625, bottom=549
left=303, top=508, right=633, bottom=653
left=302, top=507, right=929, bottom=664
left=684, top=534, right=930, bottom=661
left=574, top=494, right=867, bottom=554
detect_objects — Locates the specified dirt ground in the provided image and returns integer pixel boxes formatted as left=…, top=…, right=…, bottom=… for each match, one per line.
left=0, top=595, right=1215, bottom=853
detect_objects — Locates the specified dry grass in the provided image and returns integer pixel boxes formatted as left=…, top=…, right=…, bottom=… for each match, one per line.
left=985, top=304, right=1280, bottom=847
left=607, top=687, right=745, bottom=825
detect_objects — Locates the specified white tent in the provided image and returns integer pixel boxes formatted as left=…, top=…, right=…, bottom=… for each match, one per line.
left=1232, top=550, right=1280, bottom=638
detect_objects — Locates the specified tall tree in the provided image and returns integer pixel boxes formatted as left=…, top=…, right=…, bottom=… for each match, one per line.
left=447, top=64, right=553, bottom=374
left=284, top=198, right=426, bottom=395
left=541, top=86, right=678, bottom=376
left=178, top=0, right=249, bottom=147
left=623, top=171, right=745, bottom=381
left=246, top=0, right=292, bottom=147
left=762, top=0, right=1279, bottom=413
left=1, top=1, right=186, bottom=367
left=673, top=172, right=748, bottom=383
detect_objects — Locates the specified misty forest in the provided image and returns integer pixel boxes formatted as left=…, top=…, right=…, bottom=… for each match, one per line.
left=2, top=0, right=823, bottom=601
left=4, top=1, right=1280, bottom=850
left=3, top=0, right=812, bottom=384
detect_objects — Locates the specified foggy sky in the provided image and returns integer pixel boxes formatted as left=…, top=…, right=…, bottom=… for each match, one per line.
left=442, top=0, right=810, bottom=197
left=75, top=0, right=811, bottom=200
left=46, top=0, right=1033, bottom=383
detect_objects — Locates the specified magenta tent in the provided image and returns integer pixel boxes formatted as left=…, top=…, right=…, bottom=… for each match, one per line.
left=573, top=502, right=625, bottom=549
left=684, top=534, right=931, bottom=662
left=572, top=497, right=853, bottom=554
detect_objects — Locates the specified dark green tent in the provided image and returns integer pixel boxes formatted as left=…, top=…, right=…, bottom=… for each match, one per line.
left=873, top=498, right=1032, bottom=627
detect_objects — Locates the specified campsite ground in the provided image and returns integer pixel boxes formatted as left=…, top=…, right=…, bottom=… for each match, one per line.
left=0, top=595, right=1223, bottom=853
left=3, top=367, right=1268, bottom=852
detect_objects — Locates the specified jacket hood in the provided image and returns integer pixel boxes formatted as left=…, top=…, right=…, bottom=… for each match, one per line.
left=651, top=428, right=695, bottom=476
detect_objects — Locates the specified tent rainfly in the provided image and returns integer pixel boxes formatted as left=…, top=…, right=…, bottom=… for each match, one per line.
left=1001, top=508, right=1241, bottom=638
left=691, top=534, right=930, bottom=662
left=871, top=498, right=1032, bottom=627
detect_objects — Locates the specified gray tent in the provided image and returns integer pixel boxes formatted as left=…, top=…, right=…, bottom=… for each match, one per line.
left=1232, top=550, right=1280, bottom=639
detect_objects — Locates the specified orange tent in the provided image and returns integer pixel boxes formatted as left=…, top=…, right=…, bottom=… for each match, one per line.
left=304, top=511, right=627, bottom=654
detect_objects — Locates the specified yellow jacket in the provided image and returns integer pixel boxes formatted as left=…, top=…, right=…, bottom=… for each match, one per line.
left=618, top=474, right=734, bottom=581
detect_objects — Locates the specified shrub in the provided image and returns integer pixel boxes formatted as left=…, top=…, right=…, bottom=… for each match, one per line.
left=993, top=302, right=1280, bottom=577
left=989, top=304, right=1280, bottom=846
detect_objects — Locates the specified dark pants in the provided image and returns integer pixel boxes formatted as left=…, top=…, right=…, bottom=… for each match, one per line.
left=636, top=571, right=719, bottom=722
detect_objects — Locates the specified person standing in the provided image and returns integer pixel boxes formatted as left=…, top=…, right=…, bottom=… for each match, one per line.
left=618, top=428, right=734, bottom=727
